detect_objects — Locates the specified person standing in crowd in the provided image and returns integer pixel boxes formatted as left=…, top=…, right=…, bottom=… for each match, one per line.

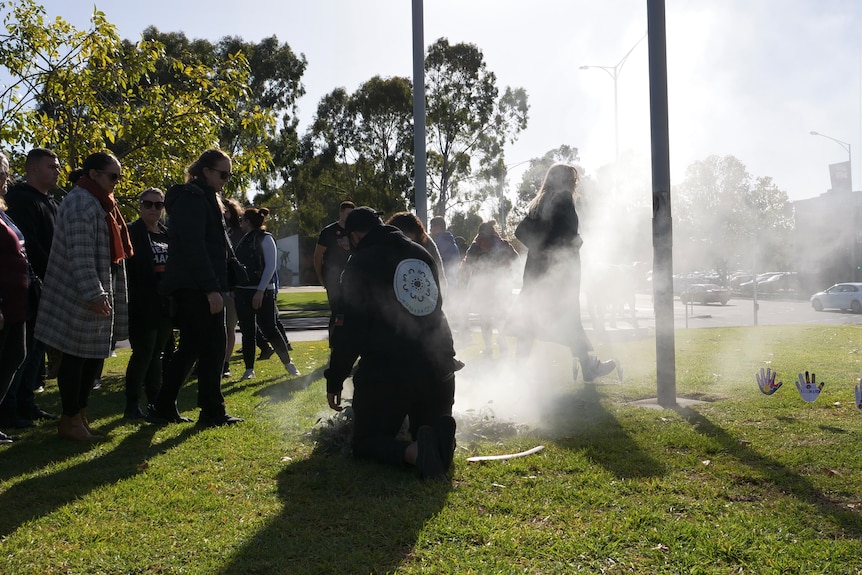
left=0, top=151, right=28, bottom=444
left=386, top=211, right=447, bottom=292
left=222, top=197, right=244, bottom=378
left=313, top=200, right=354, bottom=339
left=35, top=151, right=133, bottom=440
left=149, top=149, right=243, bottom=427
left=124, top=188, right=172, bottom=419
left=461, top=220, right=520, bottom=356
left=325, top=207, right=458, bottom=481
left=0, top=148, right=61, bottom=428
left=429, top=216, right=461, bottom=287
left=233, top=206, right=299, bottom=380
left=514, top=163, right=616, bottom=382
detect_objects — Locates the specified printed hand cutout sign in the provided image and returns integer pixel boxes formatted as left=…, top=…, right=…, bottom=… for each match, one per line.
left=855, top=379, right=862, bottom=412
left=795, top=371, right=824, bottom=402
left=756, top=367, right=783, bottom=395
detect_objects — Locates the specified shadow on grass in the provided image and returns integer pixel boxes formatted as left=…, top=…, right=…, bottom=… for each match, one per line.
left=0, top=423, right=200, bottom=538
left=215, top=446, right=450, bottom=575
left=677, top=406, right=862, bottom=537
left=252, top=366, right=326, bottom=404
left=538, top=382, right=667, bottom=480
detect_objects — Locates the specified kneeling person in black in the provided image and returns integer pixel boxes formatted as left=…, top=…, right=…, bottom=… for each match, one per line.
left=325, top=207, right=458, bottom=480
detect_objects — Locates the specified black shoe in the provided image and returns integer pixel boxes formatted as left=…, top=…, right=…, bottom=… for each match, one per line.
left=197, top=413, right=244, bottom=428
left=416, top=425, right=447, bottom=482
left=257, top=348, right=275, bottom=361
left=222, top=363, right=232, bottom=378
left=146, top=405, right=192, bottom=424
left=123, top=404, right=147, bottom=419
left=27, top=407, right=59, bottom=421
left=432, top=416, right=457, bottom=473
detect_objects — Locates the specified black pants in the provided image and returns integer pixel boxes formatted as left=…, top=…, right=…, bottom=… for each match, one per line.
left=351, top=374, right=455, bottom=467
left=234, top=289, right=291, bottom=370
left=0, top=314, right=44, bottom=420
left=0, top=322, right=26, bottom=405
left=156, top=290, right=227, bottom=418
left=125, top=316, right=174, bottom=407
left=57, top=354, right=102, bottom=416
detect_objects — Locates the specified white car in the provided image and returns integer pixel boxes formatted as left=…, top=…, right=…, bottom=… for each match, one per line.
left=810, top=283, right=862, bottom=313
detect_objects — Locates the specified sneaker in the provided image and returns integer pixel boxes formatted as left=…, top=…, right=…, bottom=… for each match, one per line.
left=222, top=363, right=231, bottom=378
left=257, top=348, right=275, bottom=361
left=416, top=425, right=447, bottom=481
left=197, top=413, right=244, bottom=428
left=285, top=362, right=300, bottom=377
left=240, top=369, right=256, bottom=380
left=582, top=358, right=616, bottom=383
left=92, top=378, right=102, bottom=390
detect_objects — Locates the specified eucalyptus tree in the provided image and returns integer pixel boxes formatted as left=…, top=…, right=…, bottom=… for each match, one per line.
left=425, top=37, right=529, bottom=219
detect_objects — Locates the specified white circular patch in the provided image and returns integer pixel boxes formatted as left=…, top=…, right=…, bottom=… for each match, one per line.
left=393, top=258, right=439, bottom=316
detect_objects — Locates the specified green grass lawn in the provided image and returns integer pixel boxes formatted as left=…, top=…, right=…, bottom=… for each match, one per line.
left=1, top=325, right=861, bottom=574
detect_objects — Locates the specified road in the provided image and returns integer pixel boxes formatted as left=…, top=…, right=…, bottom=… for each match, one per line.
left=613, top=293, right=862, bottom=332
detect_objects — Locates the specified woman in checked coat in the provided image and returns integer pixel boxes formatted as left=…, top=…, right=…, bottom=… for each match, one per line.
left=35, top=152, right=132, bottom=441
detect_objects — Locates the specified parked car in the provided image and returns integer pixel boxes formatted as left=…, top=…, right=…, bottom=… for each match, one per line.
left=679, top=283, right=731, bottom=305
left=810, top=283, right=862, bottom=313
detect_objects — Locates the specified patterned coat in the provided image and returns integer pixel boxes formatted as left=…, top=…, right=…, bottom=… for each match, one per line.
left=35, top=186, right=129, bottom=358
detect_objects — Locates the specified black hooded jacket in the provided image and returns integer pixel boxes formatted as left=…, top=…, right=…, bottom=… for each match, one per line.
left=160, top=179, right=228, bottom=295
left=4, top=181, right=59, bottom=280
left=325, top=224, right=456, bottom=394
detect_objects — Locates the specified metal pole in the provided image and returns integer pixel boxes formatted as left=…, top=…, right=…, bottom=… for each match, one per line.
left=411, top=0, right=427, bottom=226
left=647, top=0, right=676, bottom=407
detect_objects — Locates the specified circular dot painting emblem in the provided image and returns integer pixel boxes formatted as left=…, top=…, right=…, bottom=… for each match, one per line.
left=393, top=258, right=438, bottom=316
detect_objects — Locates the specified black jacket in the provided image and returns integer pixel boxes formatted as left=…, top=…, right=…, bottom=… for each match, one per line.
left=126, top=218, right=169, bottom=332
left=160, top=180, right=228, bottom=294
left=325, top=224, right=456, bottom=394
left=4, top=181, right=59, bottom=280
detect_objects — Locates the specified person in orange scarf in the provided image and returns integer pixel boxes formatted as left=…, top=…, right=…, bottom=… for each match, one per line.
left=35, top=151, right=133, bottom=441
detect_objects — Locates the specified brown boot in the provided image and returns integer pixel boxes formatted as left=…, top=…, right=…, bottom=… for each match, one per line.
left=80, top=408, right=103, bottom=437
left=58, top=413, right=96, bottom=442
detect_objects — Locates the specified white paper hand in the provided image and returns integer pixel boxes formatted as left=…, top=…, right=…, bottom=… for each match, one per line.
left=795, top=371, right=824, bottom=403
left=756, top=367, right=782, bottom=395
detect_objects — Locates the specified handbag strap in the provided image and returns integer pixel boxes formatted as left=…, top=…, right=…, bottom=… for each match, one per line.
left=187, top=182, right=239, bottom=259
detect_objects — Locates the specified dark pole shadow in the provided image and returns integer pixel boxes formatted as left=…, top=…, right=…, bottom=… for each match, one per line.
left=537, top=382, right=667, bottom=479
left=676, top=406, right=862, bottom=537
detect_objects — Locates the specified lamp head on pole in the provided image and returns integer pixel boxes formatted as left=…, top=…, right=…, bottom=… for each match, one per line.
left=810, top=131, right=820, bottom=136
left=579, top=65, right=590, bottom=70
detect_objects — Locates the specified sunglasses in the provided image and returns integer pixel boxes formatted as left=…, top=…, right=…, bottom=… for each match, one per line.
left=209, top=167, right=232, bottom=181
left=97, top=170, right=123, bottom=183
left=141, top=200, right=165, bottom=209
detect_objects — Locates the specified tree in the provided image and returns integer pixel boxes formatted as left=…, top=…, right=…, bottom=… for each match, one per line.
left=673, top=155, right=793, bottom=275
left=0, top=1, right=271, bottom=217
left=139, top=28, right=308, bottom=202
left=296, top=75, right=415, bottom=231
left=425, top=37, right=529, bottom=219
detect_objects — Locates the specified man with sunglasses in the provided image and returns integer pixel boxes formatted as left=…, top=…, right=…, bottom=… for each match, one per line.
left=0, top=148, right=61, bottom=429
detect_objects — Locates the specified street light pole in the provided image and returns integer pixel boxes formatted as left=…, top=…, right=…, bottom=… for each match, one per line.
left=580, top=32, right=647, bottom=162
left=810, top=130, right=852, bottom=191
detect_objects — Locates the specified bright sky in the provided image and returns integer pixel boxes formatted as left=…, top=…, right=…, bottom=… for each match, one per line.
left=20, top=0, right=862, bottom=202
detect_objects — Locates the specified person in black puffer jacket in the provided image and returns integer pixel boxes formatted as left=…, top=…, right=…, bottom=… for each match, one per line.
left=325, top=207, right=460, bottom=482
left=149, top=149, right=243, bottom=428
